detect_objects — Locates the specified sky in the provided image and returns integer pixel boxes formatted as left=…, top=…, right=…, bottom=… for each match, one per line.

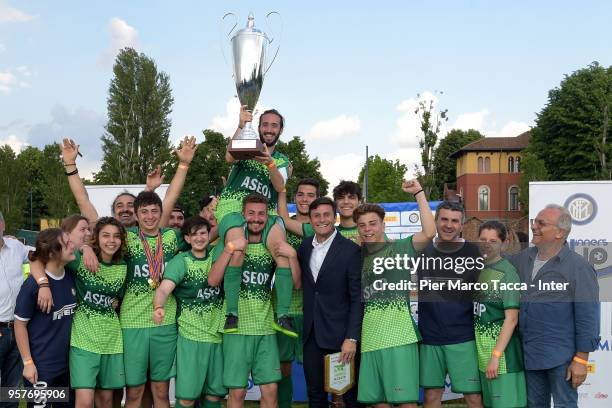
left=1, top=0, right=611, bottom=189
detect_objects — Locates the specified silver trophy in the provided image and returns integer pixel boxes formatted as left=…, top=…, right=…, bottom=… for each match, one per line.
left=223, top=12, right=279, bottom=159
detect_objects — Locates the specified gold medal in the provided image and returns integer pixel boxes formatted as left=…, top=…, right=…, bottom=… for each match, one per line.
left=148, top=278, right=159, bottom=289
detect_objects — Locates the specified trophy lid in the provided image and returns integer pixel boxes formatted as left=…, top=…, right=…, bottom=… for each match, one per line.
left=233, top=12, right=267, bottom=38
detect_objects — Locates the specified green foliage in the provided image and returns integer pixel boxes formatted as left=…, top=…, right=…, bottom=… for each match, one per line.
left=171, top=130, right=231, bottom=216
left=0, top=144, right=78, bottom=232
left=357, top=155, right=409, bottom=203
left=0, top=145, right=28, bottom=233
left=275, top=136, right=329, bottom=201
left=95, top=47, right=174, bottom=184
left=415, top=91, right=448, bottom=197
left=518, top=149, right=549, bottom=214
left=432, top=129, right=484, bottom=199
left=531, top=62, right=612, bottom=180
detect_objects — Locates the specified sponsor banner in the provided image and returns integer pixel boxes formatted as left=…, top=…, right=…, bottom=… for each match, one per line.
left=530, top=181, right=612, bottom=407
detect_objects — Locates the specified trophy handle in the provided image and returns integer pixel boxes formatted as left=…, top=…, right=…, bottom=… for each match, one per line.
left=219, top=12, right=239, bottom=72
left=263, top=11, right=282, bottom=76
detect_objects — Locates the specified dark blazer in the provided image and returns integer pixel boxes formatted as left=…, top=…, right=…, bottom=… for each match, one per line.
left=299, top=232, right=363, bottom=350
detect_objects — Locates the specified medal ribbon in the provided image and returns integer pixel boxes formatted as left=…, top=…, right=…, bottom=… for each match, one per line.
left=139, top=231, right=164, bottom=285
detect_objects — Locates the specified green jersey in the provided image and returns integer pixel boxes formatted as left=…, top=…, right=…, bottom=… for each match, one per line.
left=337, top=224, right=360, bottom=244
left=67, top=252, right=127, bottom=354
left=361, top=237, right=420, bottom=353
left=216, top=150, right=291, bottom=220
left=163, top=251, right=224, bottom=343
left=278, top=224, right=309, bottom=316
left=120, top=227, right=185, bottom=329
left=473, top=258, right=523, bottom=374
left=231, top=242, right=276, bottom=336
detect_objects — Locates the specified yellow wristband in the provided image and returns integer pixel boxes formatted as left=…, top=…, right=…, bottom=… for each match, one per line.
left=178, top=163, right=189, bottom=170
left=573, top=356, right=588, bottom=366
left=23, top=358, right=33, bottom=366
left=492, top=349, right=502, bottom=358
left=267, top=161, right=276, bottom=169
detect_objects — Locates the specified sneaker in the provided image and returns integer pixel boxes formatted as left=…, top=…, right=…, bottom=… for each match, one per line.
left=273, top=315, right=298, bottom=338
left=224, top=314, right=239, bottom=333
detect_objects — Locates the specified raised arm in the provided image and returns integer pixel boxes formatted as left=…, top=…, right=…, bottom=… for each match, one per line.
left=160, top=136, right=197, bottom=227
left=402, top=179, right=436, bottom=251
left=225, top=105, right=252, bottom=164
left=61, top=138, right=99, bottom=224
left=277, top=190, right=305, bottom=237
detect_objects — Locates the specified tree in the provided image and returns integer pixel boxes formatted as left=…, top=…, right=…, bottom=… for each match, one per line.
left=414, top=91, right=448, bottom=197
left=432, top=129, right=484, bottom=198
left=38, top=143, right=79, bottom=218
left=171, top=130, right=231, bottom=216
left=531, top=62, right=612, bottom=181
left=518, top=150, right=549, bottom=214
left=275, top=136, right=329, bottom=201
left=357, top=155, right=409, bottom=203
left=0, top=145, right=28, bottom=232
left=95, top=47, right=174, bottom=184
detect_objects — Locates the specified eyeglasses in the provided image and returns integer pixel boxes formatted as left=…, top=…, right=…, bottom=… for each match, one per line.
left=530, top=219, right=557, bottom=228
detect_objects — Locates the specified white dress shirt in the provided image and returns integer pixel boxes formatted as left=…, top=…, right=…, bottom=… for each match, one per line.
left=309, top=230, right=337, bottom=282
left=0, top=237, right=30, bottom=321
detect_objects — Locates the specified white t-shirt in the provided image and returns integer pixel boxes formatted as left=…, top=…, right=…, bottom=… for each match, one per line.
left=0, top=238, right=30, bottom=321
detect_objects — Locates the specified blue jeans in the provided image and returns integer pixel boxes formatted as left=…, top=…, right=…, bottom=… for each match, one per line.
left=526, top=363, right=578, bottom=408
left=0, top=325, right=23, bottom=408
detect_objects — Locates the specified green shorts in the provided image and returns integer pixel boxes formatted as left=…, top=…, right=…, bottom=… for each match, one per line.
left=358, top=343, right=420, bottom=404
left=223, top=334, right=281, bottom=388
left=122, top=324, right=177, bottom=386
left=420, top=340, right=481, bottom=394
left=217, top=212, right=246, bottom=245
left=69, top=347, right=125, bottom=389
left=176, top=336, right=226, bottom=400
left=480, top=371, right=526, bottom=408
left=277, top=314, right=303, bottom=363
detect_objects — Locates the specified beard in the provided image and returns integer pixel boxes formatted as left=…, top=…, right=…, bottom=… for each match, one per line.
left=259, top=132, right=280, bottom=147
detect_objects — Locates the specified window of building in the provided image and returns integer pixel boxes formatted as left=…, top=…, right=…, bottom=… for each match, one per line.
left=508, top=157, right=514, bottom=173
left=484, top=157, right=491, bottom=173
left=509, top=186, right=519, bottom=211
left=515, top=157, right=520, bottom=172
left=478, top=157, right=484, bottom=173
left=478, top=185, right=490, bottom=211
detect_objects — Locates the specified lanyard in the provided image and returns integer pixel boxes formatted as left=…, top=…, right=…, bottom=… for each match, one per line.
left=139, top=231, right=164, bottom=288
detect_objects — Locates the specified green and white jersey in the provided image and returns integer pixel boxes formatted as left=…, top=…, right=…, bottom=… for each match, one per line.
left=232, top=242, right=276, bottom=336
left=216, top=151, right=291, bottom=220
left=279, top=225, right=309, bottom=316
left=163, top=251, right=224, bottom=343
left=337, top=224, right=360, bottom=244
left=67, top=252, right=127, bottom=354
left=473, top=258, right=523, bottom=374
left=361, top=236, right=420, bottom=353
left=120, top=227, right=185, bottom=329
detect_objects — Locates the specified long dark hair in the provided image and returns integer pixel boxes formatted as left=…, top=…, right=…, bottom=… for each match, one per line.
left=29, top=228, right=66, bottom=264
left=90, top=217, right=126, bottom=263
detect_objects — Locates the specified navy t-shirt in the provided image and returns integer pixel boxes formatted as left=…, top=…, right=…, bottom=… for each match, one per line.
left=417, top=240, right=482, bottom=345
left=14, top=271, right=76, bottom=380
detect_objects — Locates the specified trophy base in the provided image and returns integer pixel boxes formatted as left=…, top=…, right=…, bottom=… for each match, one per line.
left=228, top=138, right=265, bottom=160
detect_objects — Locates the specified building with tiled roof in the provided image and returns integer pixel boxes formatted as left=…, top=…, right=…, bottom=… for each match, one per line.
left=448, top=131, right=530, bottom=224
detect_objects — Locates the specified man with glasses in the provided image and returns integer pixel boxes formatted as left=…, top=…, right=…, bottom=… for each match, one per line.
left=508, top=204, right=600, bottom=407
